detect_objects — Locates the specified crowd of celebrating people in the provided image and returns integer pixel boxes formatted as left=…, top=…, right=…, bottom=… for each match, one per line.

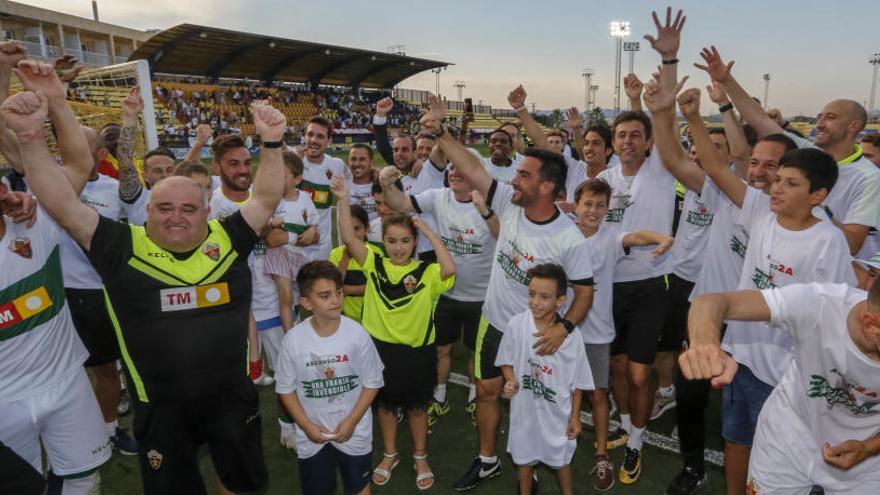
left=2, top=6, right=880, bottom=495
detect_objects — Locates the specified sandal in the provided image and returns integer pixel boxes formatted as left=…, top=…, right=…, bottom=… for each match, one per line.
left=372, top=451, right=400, bottom=486
left=413, top=452, right=435, bottom=491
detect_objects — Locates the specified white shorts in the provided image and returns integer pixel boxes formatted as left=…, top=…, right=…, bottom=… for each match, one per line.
left=259, top=325, right=284, bottom=370
left=0, top=368, right=110, bottom=476
left=749, top=408, right=880, bottom=494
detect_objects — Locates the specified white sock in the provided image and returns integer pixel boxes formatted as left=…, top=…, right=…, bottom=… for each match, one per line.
left=627, top=426, right=645, bottom=450
left=620, top=414, right=632, bottom=434
left=62, top=472, right=98, bottom=495
left=479, top=455, right=498, bottom=464
left=467, top=383, right=477, bottom=402
left=659, top=385, right=675, bottom=398
left=434, top=384, right=447, bottom=403
left=105, top=419, right=118, bottom=437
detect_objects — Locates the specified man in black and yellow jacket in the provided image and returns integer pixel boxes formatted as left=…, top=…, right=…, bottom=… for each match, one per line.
left=3, top=60, right=288, bottom=495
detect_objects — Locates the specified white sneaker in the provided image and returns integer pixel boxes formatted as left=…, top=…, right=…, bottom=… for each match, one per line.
left=253, top=374, right=275, bottom=386
left=279, top=418, right=297, bottom=451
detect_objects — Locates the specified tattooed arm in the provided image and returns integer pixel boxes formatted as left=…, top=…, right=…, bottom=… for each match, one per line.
left=118, top=87, right=144, bottom=203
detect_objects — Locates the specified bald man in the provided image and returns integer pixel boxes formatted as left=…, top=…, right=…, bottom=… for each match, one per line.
left=681, top=280, right=880, bottom=493
left=3, top=83, right=287, bottom=494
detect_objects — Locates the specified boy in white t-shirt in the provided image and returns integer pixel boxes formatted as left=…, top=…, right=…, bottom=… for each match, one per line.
left=496, top=264, right=594, bottom=495
left=681, top=281, right=880, bottom=494
left=275, top=261, right=384, bottom=495
left=263, top=152, right=319, bottom=331
left=572, top=178, right=674, bottom=490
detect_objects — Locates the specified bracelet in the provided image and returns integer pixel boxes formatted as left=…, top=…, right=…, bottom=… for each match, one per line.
left=262, top=140, right=283, bottom=148
left=512, top=106, right=526, bottom=113
left=661, top=58, right=679, bottom=65
left=480, top=209, right=494, bottom=220
left=718, top=103, right=733, bottom=113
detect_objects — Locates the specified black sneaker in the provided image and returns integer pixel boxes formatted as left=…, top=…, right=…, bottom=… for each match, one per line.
left=453, top=457, right=501, bottom=491
left=618, top=447, right=642, bottom=484
left=110, top=426, right=138, bottom=456
left=666, top=465, right=707, bottom=494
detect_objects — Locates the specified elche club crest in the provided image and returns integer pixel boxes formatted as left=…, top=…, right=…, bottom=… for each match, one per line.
left=147, top=449, right=163, bottom=470
left=403, top=274, right=418, bottom=293
left=325, top=169, right=334, bottom=180
left=7, top=237, right=32, bottom=259
left=201, top=242, right=220, bottom=262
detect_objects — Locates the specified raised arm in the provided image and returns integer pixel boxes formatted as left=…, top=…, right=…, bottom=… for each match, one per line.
left=707, top=80, right=750, bottom=177
left=3, top=91, right=98, bottom=247
left=15, top=60, right=91, bottom=193
left=372, top=97, right=395, bottom=165
left=509, top=85, right=549, bottom=151
left=0, top=41, right=26, bottom=173
left=644, top=7, right=686, bottom=90
left=471, top=189, right=499, bottom=239
left=118, top=86, right=144, bottom=202
left=412, top=216, right=456, bottom=280
left=240, top=100, right=286, bottom=233
left=378, top=165, right=415, bottom=213
left=566, top=107, right=586, bottom=163
left=421, top=95, right=493, bottom=197
left=694, top=46, right=784, bottom=138
left=330, top=175, right=368, bottom=265
left=624, top=74, right=644, bottom=113
left=642, top=74, right=705, bottom=192
left=183, top=123, right=213, bottom=163
left=679, top=290, right=770, bottom=386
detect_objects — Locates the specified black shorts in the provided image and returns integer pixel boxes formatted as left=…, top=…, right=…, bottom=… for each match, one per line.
left=0, top=442, right=44, bottom=495
left=66, top=288, right=120, bottom=366
left=434, top=296, right=483, bottom=348
left=298, top=444, right=371, bottom=495
left=610, top=275, right=668, bottom=365
left=659, top=273, right=696, bottom=353
left=373, top=339, right=436, bottom=411
left=474, top=316, right=503, bottom=380
left=132, top=378, right=267, bottom=495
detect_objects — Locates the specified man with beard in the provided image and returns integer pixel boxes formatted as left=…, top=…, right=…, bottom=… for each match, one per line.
left=346, top=143, right=378, bottom=221
left=697, top=46, right=880, bottom=255
left=479, top=128, right=517, bottom=184
left=209, top=134, right=253, bottom=219
left=296, top=116, right=350, bottom=261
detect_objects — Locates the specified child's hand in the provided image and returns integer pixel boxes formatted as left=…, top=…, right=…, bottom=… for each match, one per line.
left=651, top=235, right=674, bottom=257
left=332, top=417, right=357, bottom=444
left=302, top=421, right=335, bottom=444
left=329, top=174, right=349, bottom=200
left=502, top=380, right=519, bottom=399
left=567, top=415, right=582, bottom=440
left=269, top=216, right=284, bottom=229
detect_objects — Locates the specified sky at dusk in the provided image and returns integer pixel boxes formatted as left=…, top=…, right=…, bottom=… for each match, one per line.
left=18, top=0, right=880, bottom=116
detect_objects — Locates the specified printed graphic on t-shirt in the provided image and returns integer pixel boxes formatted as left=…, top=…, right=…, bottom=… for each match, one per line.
left=521, top=357, right=557, bottom=403
left=496, top=239, right=534, bottom=286
left=605, top=193, right=633, bottom=223
left=685, top=201, right=714, bottom=227
left=302, top=352, right=359, bottom=401
left=807, top=368, right=880, bottom=416
left=750, top=267, right=778, bottom=290
left=730, top=233, right=747, bottom=259
left=441, top=227, right=483, bottom=255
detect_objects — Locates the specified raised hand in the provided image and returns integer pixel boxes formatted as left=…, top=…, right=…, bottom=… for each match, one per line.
left=53, top=54, right=83, bottom=83
left=644, top=7, right=686, bottom=58
left=0, top=91, right=48, bottom=137
left=507, top=85, right=527, bottom=111
left=566, top=107, right=583, bottom=129
left=251, top=99, right=286, bottom=142
left=470, top=189, right=489, bottom=216
left=375, top=96, right=393, bottom=118
left=694, top=46, right=735, bottom=83
left=419, top=94, right=445, bottom=135
left=329, top=174, right=349, bottom=200
left=195, top=123, right=213, bottom=143
left=13, top=60, right=65, bottom=100
left=705, top=80, right=729, bottom=105
left=0, top=41, right=27, bottom=67
left=766, top=108, right=785, bottom=126
left=642, top=74, right=689, bottom=113
left=378, top=165, right=401, bottom=187
left=624, top=73, right=644, bottom=101
left=677, top=87, right=702, bottom=119
left=121, top=86, right=144, bottom=124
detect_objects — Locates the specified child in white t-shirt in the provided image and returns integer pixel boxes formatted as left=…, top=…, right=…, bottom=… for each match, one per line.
left=263, top=152, right=319, bottom=331
left=275, top=261, right=384, bottom=495
left=496, top=264, right=594, bottom=495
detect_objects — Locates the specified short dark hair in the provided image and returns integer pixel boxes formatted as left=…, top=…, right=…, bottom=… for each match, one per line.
left=527, top=263, right=568, bottom=297
left=545, top=130, right=565, bottom=140
left=583, top=125, right=613, bottom=148
left=144, top=146, right=176, bottom=163
left=489, top=128, right=513, bottom=145
left=307, top=116, right=333, bottom=136
left=500, top=122, right=520, bottom=134
left=351, top=143, right=374, bottom=159
left=296, top=260, right=343, bottom=298
left=574, top=178, right=612, bottom=203
left=523, top=147, right=567, bottom=197
left=211, top=134, right=246, bottom=162
left=778, top=148, right=838, bottom=193
left=282, top=151, right=304, bottom=176
left=757, top=133, right=798, bottom=153
left=708, top=128, right=727, bottom=137
left=173, top=161, right=211, bottom=178
left=349, top=204, right=369, bottom=228
left=612, top=111, right=653, bottom=141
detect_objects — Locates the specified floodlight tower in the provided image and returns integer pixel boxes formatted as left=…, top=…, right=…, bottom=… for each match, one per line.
left=431, top=67, right=446, bottom=97
left=869, top=53, right=880, bottom=112
left=624, top=41, right=640, bottom=75
left=590, top=85, right=599, bottom=111
left=763, top=73, right=771, bottom=109
left=454, top=80, right=466, bottom=102
left=582, top=68, right=594, bottom=111
left=610, top=21, right=631, bottom=116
